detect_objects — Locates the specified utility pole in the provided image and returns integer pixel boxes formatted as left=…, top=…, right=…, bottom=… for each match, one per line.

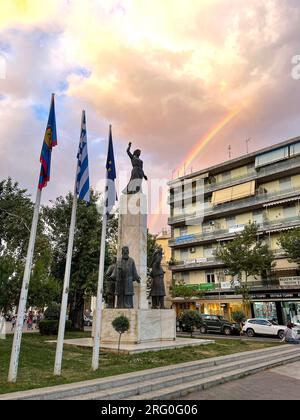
left=228, top=145, right=232, bottom=159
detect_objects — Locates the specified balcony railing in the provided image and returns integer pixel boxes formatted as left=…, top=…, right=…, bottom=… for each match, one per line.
left=169, top=256, right=224, bottom=270
left=169, top=215, right=300, bottom=247
left=169, top=155, right=300, bottom=205
left=168, top=186, right=300, bottom=224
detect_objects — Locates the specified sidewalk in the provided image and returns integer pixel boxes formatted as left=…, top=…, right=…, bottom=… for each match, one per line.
left=179, top=360, right=300, bottom=400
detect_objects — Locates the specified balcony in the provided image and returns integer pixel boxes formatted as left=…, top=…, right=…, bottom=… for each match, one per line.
left=169, top=256, right=224, bottom=271
left=168, top=155, right=300, bottom=205
left=168, top=185, right=300, bottom=225
left=169, top=215, right=300, bottom=247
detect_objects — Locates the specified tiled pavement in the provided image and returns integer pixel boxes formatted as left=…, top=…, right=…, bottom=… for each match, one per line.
left=180, top=361, right=300, bottom=400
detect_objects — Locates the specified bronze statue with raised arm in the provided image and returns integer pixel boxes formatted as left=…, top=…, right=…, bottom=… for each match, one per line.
left=123, top=142, right=148, bottom=194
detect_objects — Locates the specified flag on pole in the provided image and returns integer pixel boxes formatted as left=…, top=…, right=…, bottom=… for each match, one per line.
left=38, top=94, right=57, bottom=190
left=92, top=125, right=117, bottom=371
left=8, top=93, right=58, bottom=383
left=76, top=111, right=90, bottom=203
left=105, top=125, right=117, bottom=213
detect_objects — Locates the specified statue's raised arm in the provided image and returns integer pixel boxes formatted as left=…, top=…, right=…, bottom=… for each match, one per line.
left=122, top=142, right=147, bottom=194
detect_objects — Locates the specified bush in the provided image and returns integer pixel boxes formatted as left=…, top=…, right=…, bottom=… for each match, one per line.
left=44, top=302, right=61, bottom=320
left=39, top=320, right=72, bottom=336
left=180, top=310, right=202, bottom=337
left=232, top=311, right=246, bottom=325
left=112, top=315, right=130, bottom=355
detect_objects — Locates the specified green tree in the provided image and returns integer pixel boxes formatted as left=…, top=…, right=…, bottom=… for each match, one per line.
left=216, top=223, right=275, bottom=303
left=170, top=278, right=203, bottom=302
left=112, top=315, right=130, bottom=355
left=180, top=310, right=201, bottom=337
left=42, top=191, right=118, bottom=330
left=232, top=311, right=246, bottom=330
left=279, top=228, right=300, bottom=267
left=0, top=254, right=22, bottom=314
left=0, top=178, right=57, bottom=312
left=0, top=178, right=34, bottom=258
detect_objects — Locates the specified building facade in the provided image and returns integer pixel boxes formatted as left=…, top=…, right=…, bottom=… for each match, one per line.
left=168, top=136, right=300, bottom=324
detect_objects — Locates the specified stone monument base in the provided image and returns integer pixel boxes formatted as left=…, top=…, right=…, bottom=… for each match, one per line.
left=93, top=309, right=176, bottom=344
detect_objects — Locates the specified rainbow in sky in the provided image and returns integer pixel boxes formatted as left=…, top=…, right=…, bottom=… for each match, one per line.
left=148, top=106, right=243, bottom=232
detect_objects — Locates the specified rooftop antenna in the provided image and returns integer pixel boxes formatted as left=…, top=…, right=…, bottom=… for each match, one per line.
left=228, top=145, right=232, bottom=159
left=246, top=137, right=251, bottom=154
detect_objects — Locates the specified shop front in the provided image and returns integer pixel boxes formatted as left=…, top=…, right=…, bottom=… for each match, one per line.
left=250, top=291, right=300, bottom=325
left=202, top=299, right=251, bottom=321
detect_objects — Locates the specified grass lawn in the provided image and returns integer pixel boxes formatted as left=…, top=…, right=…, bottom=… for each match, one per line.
left=0, top=331, right=281, bottom=395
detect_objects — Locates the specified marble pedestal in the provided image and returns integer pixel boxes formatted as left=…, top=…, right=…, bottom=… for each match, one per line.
left=100, top=309, right=176, bottom=344
left=95, top=192, right=176, bottom=347
left=117, top=192, right=148, bottom=309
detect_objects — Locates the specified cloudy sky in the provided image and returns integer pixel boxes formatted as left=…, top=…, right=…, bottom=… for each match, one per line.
left=0, top=0, right=300, bottom=232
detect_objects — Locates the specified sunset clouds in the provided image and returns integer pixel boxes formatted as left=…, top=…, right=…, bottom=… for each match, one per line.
left=1, top=0, right=300, bottom=231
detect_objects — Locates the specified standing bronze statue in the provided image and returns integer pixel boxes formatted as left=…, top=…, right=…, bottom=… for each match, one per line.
left=111, top=246, right=140, bottom=308
left=104, top=258, right=116, bottom=308
left=123, top=142, right=148, bottom=194
left=149, top=248, right=166, bottom=309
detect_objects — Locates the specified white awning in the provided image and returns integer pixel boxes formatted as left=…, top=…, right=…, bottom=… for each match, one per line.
left=264, top=196, right=300, bottom=207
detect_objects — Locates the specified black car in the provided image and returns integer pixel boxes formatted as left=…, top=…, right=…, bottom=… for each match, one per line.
left=199, top=314, right=240, bottom=336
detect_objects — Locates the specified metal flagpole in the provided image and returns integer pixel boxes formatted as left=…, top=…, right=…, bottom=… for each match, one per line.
left=8, top=187, right=42, bottom=383
left=92, top=184, right=108, bottom=371
left=54, top=180, right=78, bottom=376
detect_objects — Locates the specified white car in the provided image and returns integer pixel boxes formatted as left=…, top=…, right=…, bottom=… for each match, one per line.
left=243, top=318, right=287, bottom=339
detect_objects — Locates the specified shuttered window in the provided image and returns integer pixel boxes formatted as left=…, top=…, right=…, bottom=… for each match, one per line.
left=212, top=181, right=256, bottom=205
left=255, top=146, right=289, bottom=168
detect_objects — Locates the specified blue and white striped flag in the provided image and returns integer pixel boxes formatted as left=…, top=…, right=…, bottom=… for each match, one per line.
left=76, top=111, right=90, bottom=203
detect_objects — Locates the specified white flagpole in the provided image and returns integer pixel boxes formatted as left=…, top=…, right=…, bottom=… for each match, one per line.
left=53, top=181, right=77, bottom=376
left=8, top=187, right=42, bottom=383
left=92, top=185, right=108, bottom=371
left=54, top=111, right=86, bottom=375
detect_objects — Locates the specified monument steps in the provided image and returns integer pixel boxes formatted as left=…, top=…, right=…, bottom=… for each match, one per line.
left=64, top=346, right=300, bottom=400
left=0, top=346, right=300, bottom=400
left=1, top=345, right=299, bottom=400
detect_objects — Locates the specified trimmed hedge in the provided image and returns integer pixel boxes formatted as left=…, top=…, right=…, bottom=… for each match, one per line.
left=39, top=320, right=72, bottom=336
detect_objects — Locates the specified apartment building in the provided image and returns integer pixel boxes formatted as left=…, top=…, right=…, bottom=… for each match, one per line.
left=168, top=136, right=300, bottom=325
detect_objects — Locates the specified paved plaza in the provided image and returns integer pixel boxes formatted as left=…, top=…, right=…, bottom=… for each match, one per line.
left=180, top=361, right=300, bottom=400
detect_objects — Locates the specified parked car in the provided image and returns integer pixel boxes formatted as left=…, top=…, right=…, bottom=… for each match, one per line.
left=199, top=314, right=240, bottom=336
left=242, top=318, right=289, bottom=339
left=84, top=315, right=93, bottom=327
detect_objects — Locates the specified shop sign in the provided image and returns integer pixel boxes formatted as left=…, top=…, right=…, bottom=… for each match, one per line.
left=221, top=282, right=232, bottom=289
left=279, top=277, right=300, bottom=287
left=175, top=234, right=196, bottom=243
left=251, top=294, right=267, bottom=299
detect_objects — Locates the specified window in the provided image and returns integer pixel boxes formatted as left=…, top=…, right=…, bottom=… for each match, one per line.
left=255, top=146, right=289, bottom=168
left=283, top=204, right=297, bottom=218
left=212, top=181, right=256, bottom=205
left=204, top=247, right=213, bottom=258
left=253, top=210, right=263, bottom=225
left=279, top=176, right=291, bottom=191
left=226, top=216, right=236, bottom=229
left=180, top=249, right=189, bottom=261
left=256, top=320, right=270, bottom=326
left=182, top=272, right=190, bottom=284
left=222, top=171, right=231, bottom=182
left=206, top=272, right=215, bottom=284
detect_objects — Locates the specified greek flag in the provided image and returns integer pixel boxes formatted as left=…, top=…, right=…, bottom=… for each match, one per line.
left=76, top=111, right=90, bottom=203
